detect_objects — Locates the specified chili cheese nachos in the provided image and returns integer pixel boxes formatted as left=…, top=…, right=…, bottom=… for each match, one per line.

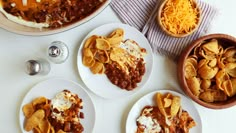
left=0, top=0, right=107, bottom=28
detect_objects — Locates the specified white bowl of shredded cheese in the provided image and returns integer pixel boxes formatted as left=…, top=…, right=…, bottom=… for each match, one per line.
left=157, top=0, right=201, bottom=38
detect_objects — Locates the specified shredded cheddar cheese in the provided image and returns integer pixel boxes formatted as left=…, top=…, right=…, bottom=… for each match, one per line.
left=161, top=0, right=199, bottom=35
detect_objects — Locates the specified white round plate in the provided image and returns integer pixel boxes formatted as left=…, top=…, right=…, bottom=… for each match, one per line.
left=126, top=90, right=202, bottom=133
left=19, top=78, right=95, bottom=133
left=77, top=23, right=154, bottom=99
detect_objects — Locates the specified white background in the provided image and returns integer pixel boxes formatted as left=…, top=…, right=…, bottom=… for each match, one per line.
left=0, top=0, right=236, bottom=133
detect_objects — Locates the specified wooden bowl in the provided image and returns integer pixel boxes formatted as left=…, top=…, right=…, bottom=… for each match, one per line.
left=157, top=0, right=201, bottom=38
left=178, top=34, right=236, bottom=109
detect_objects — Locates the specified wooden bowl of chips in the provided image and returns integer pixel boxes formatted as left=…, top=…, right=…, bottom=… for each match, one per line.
left=157, top=0, right=201, bottom=38
left=178, top=34, right=236, bottom=109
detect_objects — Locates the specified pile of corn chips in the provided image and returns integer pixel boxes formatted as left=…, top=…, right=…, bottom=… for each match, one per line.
left=136, top=92, right=196, bottom=133
left=185, top=39, right=236, bottom=102
left=82, top=28, right=124, bottom=74
left=156, top=92, right=181, bottom=119
left=22, top=97, right=55, bottom=133
left=22, top=90, right=84, bottom=133
left=156, top=92, right=196, bottom=132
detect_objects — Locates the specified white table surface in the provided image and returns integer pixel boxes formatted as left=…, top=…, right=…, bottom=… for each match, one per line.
left=0, top=0, right=236, bottom=133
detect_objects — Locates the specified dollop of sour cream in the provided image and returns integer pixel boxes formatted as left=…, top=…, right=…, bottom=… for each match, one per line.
left=51, top=91, right=78, bottom=122
left=51, top=91, right=75, bottom=111
left=137, top=116, right=162, bottom=133
left=119, top=39, right=146, bottom=59
left=137, top=108, right=162, bottom=133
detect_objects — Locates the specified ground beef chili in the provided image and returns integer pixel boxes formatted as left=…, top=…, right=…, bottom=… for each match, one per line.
left=136, top=106, right=196, bottom=133
left=48, top=116, right=84, bottom=133
left=105, top=58, right=146, bottom=91
left=1, top=0, right=107, bottom=28
left=48, top=90, right=84, bottom=133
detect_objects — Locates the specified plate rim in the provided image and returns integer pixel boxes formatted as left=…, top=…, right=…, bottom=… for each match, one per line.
left=18, top=78, right=96, bottom=133
left=125, top=89, right=202, bottom=133
left=76, top=22, right=154, bottom=99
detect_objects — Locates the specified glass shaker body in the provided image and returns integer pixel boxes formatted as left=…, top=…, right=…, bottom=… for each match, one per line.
left=47, top=41, right=69, bottom=64
left=25, top=59, right=50, bottom=76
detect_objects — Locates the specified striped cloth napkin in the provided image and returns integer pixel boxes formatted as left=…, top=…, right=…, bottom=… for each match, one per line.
left=110, top=0, right=217, bottom=60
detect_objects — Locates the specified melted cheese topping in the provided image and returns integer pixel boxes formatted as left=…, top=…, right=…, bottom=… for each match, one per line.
left=161, top=0, right=199, bottom=34
left=1, top=0, right=55, bottom=11
left=110, top=39, right=146, bottom=74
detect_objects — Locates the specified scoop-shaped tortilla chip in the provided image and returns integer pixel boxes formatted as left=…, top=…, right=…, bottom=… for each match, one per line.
left=90, top=61, right=104, bottom=74
left=156, top=93, right=167, bottom=117
left=202, top=39, right=219, bottom=54
left=226, top=67, right=236, bottom=78
left=110, top=48, right=126, bottom=62
left=23, top=103, right=35, bottom=118
left=33, top=127, right=41, bottom=133
left=98, top=64, right=105, bottom=74
left=198, top=65, right=218, bottom=79
left=208, top=58, right=217, bottom=67
left=164, top=98, right=172, bottom=108
left=95, top=38, right=110, bottom=50
left=216, top=70, right=230, bottom=91
left=106, top=28, right=124, bottom=47
left=184, top=61, right=197, bottom=79
left=186, top=57, right=198, bottom=69
left=199, top=91, right=214, bottom=102
left=38, top=119, right=51, bottom=133
left=83, top=35, right=99, bottom=48
left=108, top=28, right=124, bottom=38
left=170, top=96, right=181, bottom=117
left=94, top=50, right=109, bottom=63
left=186, top=77, right=201, bottom=97
left=223, top=46, right=236, bottom=57
left=83, top=48, right=94, bottom=57
left=32, top=97, right=48, bottom=106
left=212, top=89, right=228, bottom=101
left=201, top=79, right=211, bottom=90
left=226, top=57, right=236, bottom=63
left=57, top=129, right=66, bottom=133
left=82, top=56, right=94, bottom=67
left=222, top=80, right=234, bottom=97
left=50, top=126, right=55, bottom=133
left=199, top=90, right=227, bottom=102
left=230, top=78, right=236, bottom=97
left=25, top=109, right=45, bottom=131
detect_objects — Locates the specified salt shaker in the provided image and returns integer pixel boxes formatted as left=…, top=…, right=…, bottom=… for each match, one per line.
left=25, top=59, right=50, bottom=76
left=47, top=41, right=69, bottom=64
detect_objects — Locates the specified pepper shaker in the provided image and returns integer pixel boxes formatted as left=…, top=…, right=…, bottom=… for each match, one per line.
left=25, top=59, right=50, bottom=76
left=47, top=41, right=69, bottom=64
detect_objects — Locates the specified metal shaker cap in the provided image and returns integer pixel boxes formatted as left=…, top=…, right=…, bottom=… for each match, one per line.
left=25, top=60, right=41, bottom=75
left=47, top=41, right=69, bottom=64
left=48, top=45, right=61, bottom=57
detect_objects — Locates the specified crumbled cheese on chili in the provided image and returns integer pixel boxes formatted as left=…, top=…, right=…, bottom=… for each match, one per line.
left=161, top=0, right=199, bottom=34
left=137, top=108, right=162, bottom=133
left=22, top=0, right=27, bottom=6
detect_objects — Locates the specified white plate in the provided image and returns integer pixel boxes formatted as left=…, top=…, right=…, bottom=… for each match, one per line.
left=126, top=90, right=202, bottom=133
left=77, top=23, right=154, bottom=99
left=19, top=78, right=95, bottom=133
